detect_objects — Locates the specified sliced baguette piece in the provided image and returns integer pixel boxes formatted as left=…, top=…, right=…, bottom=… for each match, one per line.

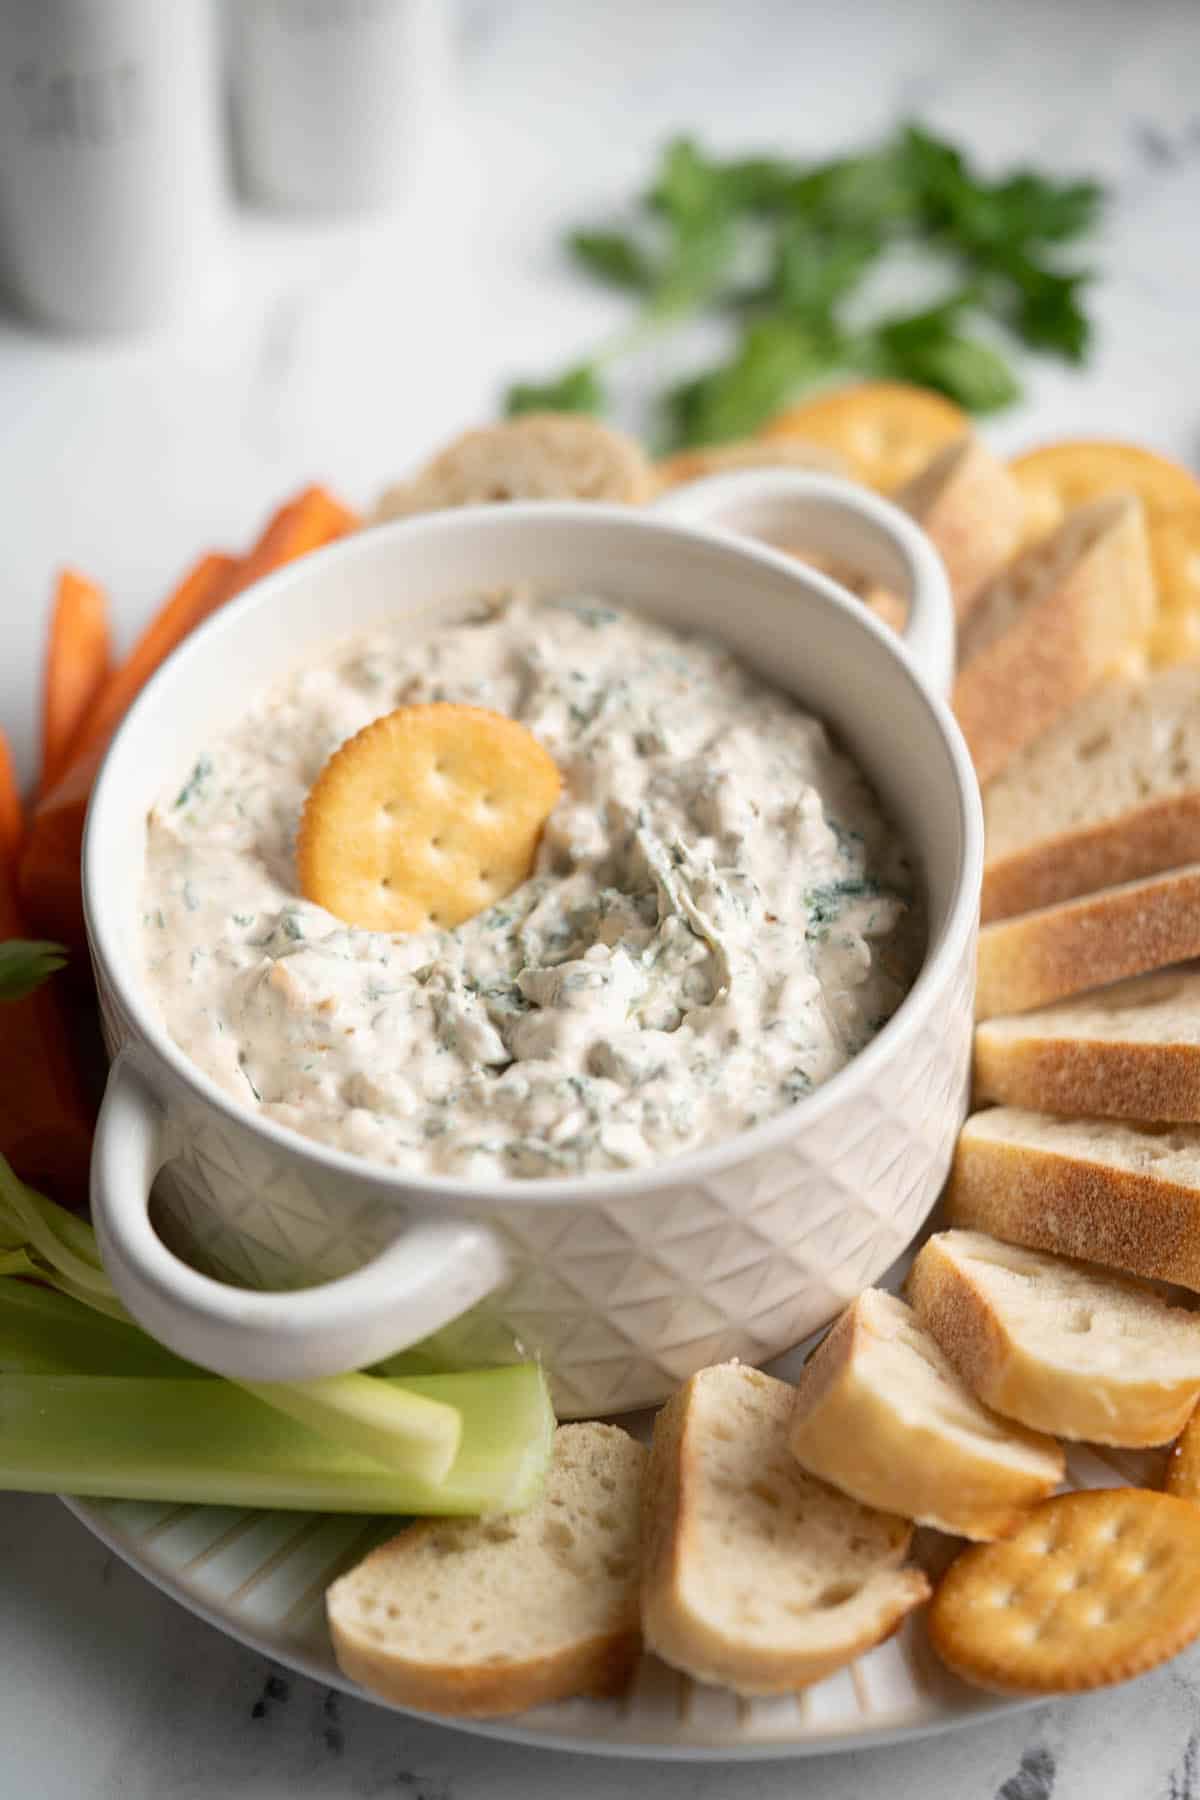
left=975, top=865, right=1200, bottom=1020
left=371, top=414, right=653, bottom=522
left=326, top=1423, right=645, bottom=1717
left=907, top=1231, right=1200, bottom=1447
left=640, top=1363, right=929, bottom=1696
left=974, top=968, right=1200, bottom=1121
left=982, top=663, right=1200, bottom=923
left=788, top=1289, right=1064, bottom=1541
left=949, top=1106, right=1200, bottom=1291
left=893, top=435, right=1026, bottom=622
left=952, top=495, right=1155, bottom=784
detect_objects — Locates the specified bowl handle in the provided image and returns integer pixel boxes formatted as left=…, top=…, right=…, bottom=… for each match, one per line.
left=649, top=469, right=955, bottom=696
left=91, top=1050, right=511, bottom=1381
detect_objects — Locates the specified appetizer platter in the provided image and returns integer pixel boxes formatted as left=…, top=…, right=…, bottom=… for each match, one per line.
left=7, top=134, right=1200, bottom=1760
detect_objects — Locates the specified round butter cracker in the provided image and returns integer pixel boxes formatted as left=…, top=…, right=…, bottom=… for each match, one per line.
left=297, top=703, right=561, bottom=933
left=758, top=381, right=967, bottom=491
left=929, top=1489, right=1200, bottom=1694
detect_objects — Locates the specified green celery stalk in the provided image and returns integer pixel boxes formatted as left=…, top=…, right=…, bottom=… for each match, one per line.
left=0, top=1166, right=110, bottom=1293
left=0, top=1156, right=472, bottom=1484
left=0, top=1279, right=201, bottom=1377
left=0, top=1274, right=457, bottom=1384
left=236, top=1373, right=461, bottom=1486
left=0, top=1366, right=554, bottom=1514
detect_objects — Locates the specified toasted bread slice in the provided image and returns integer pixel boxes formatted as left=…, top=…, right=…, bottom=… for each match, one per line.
left=982, top=664, right=1200, bottom=923
left=949, top=1106, right=1200, bottom=1292
left=975, top=865, right=1200, bottom=1020
left=371, top=415, right=653, bottom=521
left=788, top=1289, right=1064, bottom=1541
left=894, top=435, right=1026, bottom=623
left=326, top=1423, right=644, bottom=1717
left=953, top=496, right=1155, bottom=784
left=974, top=968, right=1200, bottom=1121
left=640, top=1363, right=929, bottom=1696
left=908, top=1231, right=1200, bottom=1447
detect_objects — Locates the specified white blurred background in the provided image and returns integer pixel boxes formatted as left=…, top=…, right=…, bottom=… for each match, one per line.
left=1, top=0, right=1198, bottom=771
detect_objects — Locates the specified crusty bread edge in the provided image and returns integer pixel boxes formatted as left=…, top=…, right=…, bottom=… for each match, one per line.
left=906, top=1236, right=1200, bottom=1448
left=953, top=497, right=1154, bottom=785
left=982, top=791, right=1200, bottom=923
left=327, top=1517, right=642, bottom=1718
left=975, top=867, right=1200, bottom=1019
left=948, top=1126, right=1200, bottom=1290
left=973, top=1027, right=1200, bottom=1123
left=788, top=1297, right=1062, bottom=1541
left=640, top=1369, right=929, bottom=1695
left=900, top=437, right=1026, bottom=624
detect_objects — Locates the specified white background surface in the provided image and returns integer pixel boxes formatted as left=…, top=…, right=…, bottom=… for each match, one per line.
left=4, top=1, right=1200, bottom=1793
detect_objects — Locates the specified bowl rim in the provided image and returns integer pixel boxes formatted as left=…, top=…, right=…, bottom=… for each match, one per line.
left=84, top=499, right=984, bottom=1212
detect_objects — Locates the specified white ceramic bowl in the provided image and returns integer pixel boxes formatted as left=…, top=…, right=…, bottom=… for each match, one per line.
left=85, top=472, right=982, bottom=1416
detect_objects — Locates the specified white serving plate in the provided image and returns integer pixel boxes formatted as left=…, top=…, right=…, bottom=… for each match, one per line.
left=60, top=1314, right=1166, bottom=1760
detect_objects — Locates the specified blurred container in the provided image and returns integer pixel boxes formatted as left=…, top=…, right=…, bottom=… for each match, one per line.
left=0, top=0, right=223, bottom=334
left=231, top=0, right=452, bottom=215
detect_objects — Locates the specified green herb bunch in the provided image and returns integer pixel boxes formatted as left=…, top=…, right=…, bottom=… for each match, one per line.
left=506, top=124, right=1104, bottom=449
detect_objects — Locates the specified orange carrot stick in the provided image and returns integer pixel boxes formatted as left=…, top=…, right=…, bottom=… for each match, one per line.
left=17, top=746, right=98, bottom=951
left=65, top=486, right=357, bottom=773
left=21, top=485, right=359, bottom=951
left=39, top=570, right=111, bottom=795
left=0, top=729, right=24, bottom=869
left=218, top=484, right=359, bottom=604
left=0, top=843, right=95, bottom=1206
left=65, top=552, right=236, bottom=769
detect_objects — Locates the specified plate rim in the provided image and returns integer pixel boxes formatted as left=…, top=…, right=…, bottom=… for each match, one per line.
left=60, top=1494, right=1039, bottom=1762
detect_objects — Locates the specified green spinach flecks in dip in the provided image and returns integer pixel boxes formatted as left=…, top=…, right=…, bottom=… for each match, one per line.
left=140, top=591, right=923, bottom=1177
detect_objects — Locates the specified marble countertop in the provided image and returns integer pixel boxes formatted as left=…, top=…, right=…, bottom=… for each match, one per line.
left=4, top=0, right=1200, bottom=1792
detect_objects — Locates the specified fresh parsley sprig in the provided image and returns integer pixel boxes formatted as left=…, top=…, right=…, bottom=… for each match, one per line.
left=506, top=123, right=1104, bottom=447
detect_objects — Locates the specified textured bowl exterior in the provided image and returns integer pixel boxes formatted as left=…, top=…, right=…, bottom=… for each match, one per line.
left=85, top=491, right=980, bottom=1414
left=95, top=938, right=975, bottom=1417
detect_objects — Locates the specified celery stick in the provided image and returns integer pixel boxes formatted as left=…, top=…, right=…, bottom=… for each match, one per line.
left=236, top=1373, right=461, bottom=1486
left=0, top=1279, right=201, bottom=1377
left=0, top=1160, right=551, bottom=1493
left=0, top=1162, right=110, bottom=1293
left=0, top=1365, right=553, bottom=1514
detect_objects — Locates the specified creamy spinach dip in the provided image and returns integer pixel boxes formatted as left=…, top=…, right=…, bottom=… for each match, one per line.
left=141, top=591, right=923, bottom=1178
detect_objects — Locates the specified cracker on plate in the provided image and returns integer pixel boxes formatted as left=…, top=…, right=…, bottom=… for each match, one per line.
left=758, top=381, right=968, bottom=491
left=928, top=1488, right=1200, bottom=1693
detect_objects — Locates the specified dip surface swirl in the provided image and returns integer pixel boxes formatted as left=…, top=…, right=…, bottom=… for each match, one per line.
left=141, top=591, right=923, bottom=1178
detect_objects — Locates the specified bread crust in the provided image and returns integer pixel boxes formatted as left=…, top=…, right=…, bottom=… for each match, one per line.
left=974, top=1026, right=1200, bottom=1122
left=640, top=1365, right=928, bottom=1695
left=330, top=1592, right=641, bottom=1717
left=982, top=791, right=1200, bottom=924
left=895, top=436, right=1025, bottom=623
left=975, top=865, right=1200, bottom=1019
left=949, top=1113, right=1200, bottom=1291
left=371, top=414, right=654, bottom=521
left=326, top=1423, right=644, bottom=1718
left=953, top=497, right=1154, bottom=785
left=908, top=1234, right=1200, bottom=1447
left=787, top=1293, right=1063, bottom=1541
